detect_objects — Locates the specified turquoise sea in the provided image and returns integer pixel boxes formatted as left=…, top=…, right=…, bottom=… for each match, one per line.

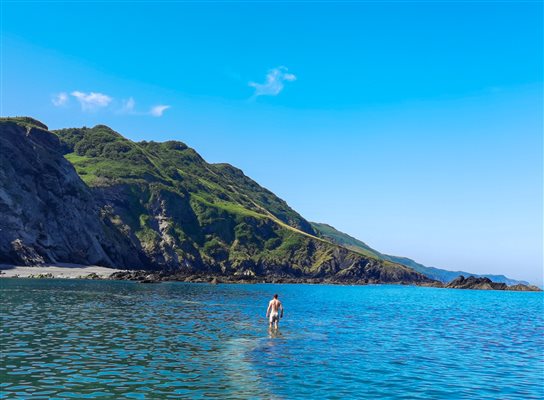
left=1, top=279, right=543, bottom=399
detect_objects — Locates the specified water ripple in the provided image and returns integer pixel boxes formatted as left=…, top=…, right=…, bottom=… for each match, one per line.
left=1, top=280, right=543, bottom=399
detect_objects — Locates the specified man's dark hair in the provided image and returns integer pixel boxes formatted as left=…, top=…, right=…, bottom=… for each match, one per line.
left=274, top=294, right=278, bottom=299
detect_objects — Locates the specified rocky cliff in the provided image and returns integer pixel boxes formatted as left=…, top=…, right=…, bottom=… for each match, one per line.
left=0, top=118, right=149, bottom=268
left=0, top=117, right=431, bottom=284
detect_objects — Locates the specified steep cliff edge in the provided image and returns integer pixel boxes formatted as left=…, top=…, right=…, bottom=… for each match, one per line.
left=0, top=118, right=149, bottom=267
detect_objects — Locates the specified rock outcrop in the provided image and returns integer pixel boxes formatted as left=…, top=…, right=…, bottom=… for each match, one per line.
left=444, top=276, right=541, bottom=292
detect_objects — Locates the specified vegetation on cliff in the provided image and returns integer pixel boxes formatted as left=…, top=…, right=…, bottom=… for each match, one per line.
left=0, top=118, right=429, bottom=283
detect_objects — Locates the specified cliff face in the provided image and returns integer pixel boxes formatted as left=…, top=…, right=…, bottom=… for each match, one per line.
left=0, top=117, right=431, bottom=283
left=0, top=119, right=149, bottom=267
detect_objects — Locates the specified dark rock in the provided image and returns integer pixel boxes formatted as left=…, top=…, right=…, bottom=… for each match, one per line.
left=77, top=272, right=102, bottom=280
left=507, top=284, right=542, bottom=292
left=109, top=270, right=146, bottom=281
left=10, top=239, right=45, bottom=265
left=28, top=273, right=54, bottom=279
left=445, top=275, right=541, bottom=291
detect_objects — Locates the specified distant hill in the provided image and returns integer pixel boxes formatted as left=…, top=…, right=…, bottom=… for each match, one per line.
left=0, top=117, right=430, bottom=284
left=311, top=222, right=529, bottom=286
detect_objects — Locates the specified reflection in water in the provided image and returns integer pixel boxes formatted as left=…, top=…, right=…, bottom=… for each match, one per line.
left=1, top=279, right=543, bottom=399
left=268, top=328, right=283, bottom=339
left=221, top=337, right=270, bottom=398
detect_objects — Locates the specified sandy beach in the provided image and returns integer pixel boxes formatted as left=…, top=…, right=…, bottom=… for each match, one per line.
left=0, top=264, right=122, bottom=278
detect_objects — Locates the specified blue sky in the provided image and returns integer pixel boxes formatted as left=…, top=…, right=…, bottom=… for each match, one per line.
left=1, top=1, right=542, bottom=284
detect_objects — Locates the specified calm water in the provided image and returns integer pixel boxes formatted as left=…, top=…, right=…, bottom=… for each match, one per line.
left=1, top=279, right=543, bottom=399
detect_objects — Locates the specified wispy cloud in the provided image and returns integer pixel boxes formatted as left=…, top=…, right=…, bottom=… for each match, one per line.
left=249, top=66, right=296, bottom=97
left=120, top=100, right=170, bottom=117
left=54, top=90, right=170, bottom=116
left=52, top=92, right=69, bottom=106
left=150, top=105, right=170, bottom=117
left=120, top=97, right=136, bottom=114
left=71, top=91, right=112, bottom=111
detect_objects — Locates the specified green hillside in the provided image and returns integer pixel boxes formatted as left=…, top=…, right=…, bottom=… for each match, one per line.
left=311, top=222, right=382, bottom=259
left=52, top=125, right=312, bottom=271
left=25, top=122, right=424, bottom=282
left=55, top=125, right=314, bottom=231
left=311, top=222, right=528, bottom=285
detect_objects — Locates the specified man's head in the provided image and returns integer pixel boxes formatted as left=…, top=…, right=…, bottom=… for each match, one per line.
left=274, top=294, right=278, bottom=299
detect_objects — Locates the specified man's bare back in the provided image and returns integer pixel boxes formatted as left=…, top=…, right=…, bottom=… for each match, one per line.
left=266, top=294, right=284, bottom=330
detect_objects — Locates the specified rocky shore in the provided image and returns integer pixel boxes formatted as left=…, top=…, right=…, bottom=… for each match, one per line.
left=107, top=270, right=427, bottom=285
left=107, top=271, right=542, bottom=290
left=1, top=265, right=540, bottom=291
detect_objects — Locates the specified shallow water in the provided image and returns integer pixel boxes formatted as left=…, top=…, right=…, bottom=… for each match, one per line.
left=1, top=279, right=543, bottom=399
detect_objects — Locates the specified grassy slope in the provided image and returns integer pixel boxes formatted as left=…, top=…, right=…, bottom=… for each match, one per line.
left=55, top=126, right=313, bottom=232
left=311, top=222, right=383, bottom=259
left=53, top=125, right=384, bottom=276
left=0, top=116, right=49, bottom=130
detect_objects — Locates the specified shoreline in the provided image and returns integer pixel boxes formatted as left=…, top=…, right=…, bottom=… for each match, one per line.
left=1, top=265, right=541, bottom=291
left=0, top=265, right=412, bottom=285
left=0, top=264, right=123, bottom=279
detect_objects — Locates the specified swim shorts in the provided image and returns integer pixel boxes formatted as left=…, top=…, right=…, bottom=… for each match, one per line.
left=269, top=312, right=279, bottom=323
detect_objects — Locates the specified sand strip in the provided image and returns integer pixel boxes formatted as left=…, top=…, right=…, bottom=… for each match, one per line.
left=0, top=264, right=122, bottom=278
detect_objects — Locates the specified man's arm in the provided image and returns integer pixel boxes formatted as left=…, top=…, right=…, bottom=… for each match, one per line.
left=280, top=301, right=284, bottom=318
left=266, top=301, right=272, bottom=318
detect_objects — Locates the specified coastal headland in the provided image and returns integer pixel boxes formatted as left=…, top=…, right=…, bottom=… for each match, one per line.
left=0, top=117, right=537, bottom=290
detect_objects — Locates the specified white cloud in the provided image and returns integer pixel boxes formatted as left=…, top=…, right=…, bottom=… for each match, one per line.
left=120, top=98, right=171, bottom=116
left=150, top=105, right=170, bottom=117
left=249, top=66, right=297, bottom=97
left=120, top=97, right=136, bottom=114
left=55, top=90, right=169, bottom=116
left=52, top=92, right=69, bottom=106
left=71, top=91, right=112, bottom=111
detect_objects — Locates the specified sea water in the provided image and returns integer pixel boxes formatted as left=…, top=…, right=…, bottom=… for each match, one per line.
left=1, top=279, right=542, bottom=399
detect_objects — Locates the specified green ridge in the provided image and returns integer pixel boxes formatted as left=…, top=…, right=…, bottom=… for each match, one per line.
left=310, top=221, right=528, bottom=285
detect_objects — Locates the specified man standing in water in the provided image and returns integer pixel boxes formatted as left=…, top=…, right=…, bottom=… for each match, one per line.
left=266, top=294, right=284, bottom=330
